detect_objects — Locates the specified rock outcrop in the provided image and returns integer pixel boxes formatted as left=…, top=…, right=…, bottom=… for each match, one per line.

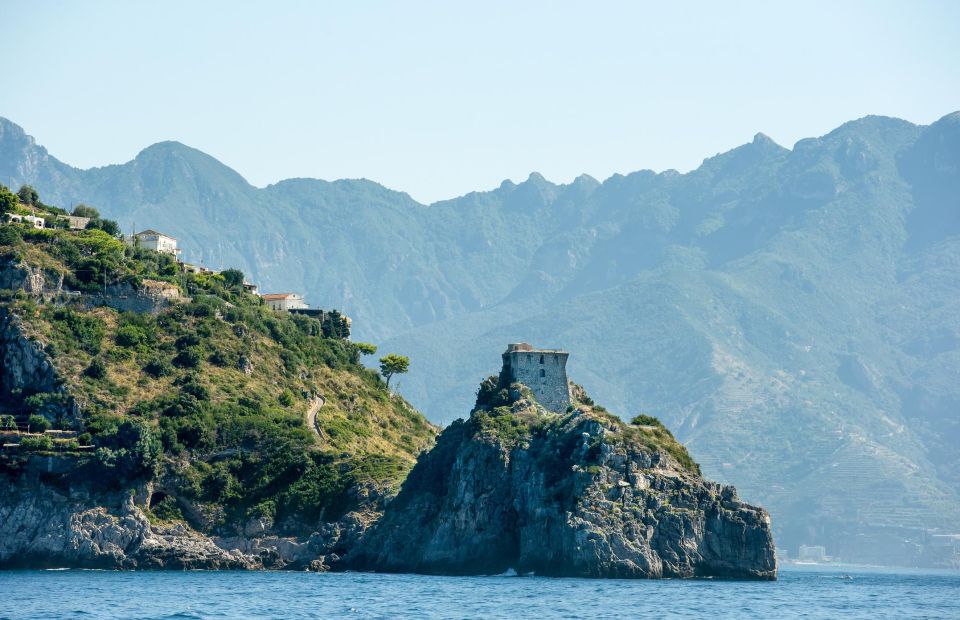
left=0, top=481, right=256, bottom=569
left=349, top=395, right=777, bottom=579
left=0, top=258, right=63, bottom=295
left=0, top=474, right=387, bottom=570
left=0, top=309, right=60, bottom=398
left=0, top=308, right=81, bottom=426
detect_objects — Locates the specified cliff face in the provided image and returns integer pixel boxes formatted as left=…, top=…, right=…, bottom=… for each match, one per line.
left=0, top=258, right=63, bottom=296
left=1, top=309, right=60, bottom=398
left=0, top=467, right=387, bottom=570
left=0, top=480, right=255, bottom=569
left=350, top=400, right=777, bottom=579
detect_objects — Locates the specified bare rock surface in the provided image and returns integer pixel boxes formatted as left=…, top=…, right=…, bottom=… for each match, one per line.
left=0, top=482, right=255, bottom=569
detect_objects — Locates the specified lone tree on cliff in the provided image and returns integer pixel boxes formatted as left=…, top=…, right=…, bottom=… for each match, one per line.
left=379, top=354, right=409, bottom=389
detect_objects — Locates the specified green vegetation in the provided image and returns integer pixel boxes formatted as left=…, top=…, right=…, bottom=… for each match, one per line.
left=470, top=374, right=700, bottom=474
left=623, top=420, right=700, bottom=475
left=0, top=185, right=17, bottom=214
left=26, top=414, right=50, bottom=433
left=379, top=353, right=409, bottom=389
left=71, top=204, right=99, bottom=219
left=631, top=414, right=664, bottom=428
left=355, top=342, right=377, bottom=356
left=149, top=495, right=185, bottom=522
left=0, top=190, right=436, bottom=535
left=16, top=185, right=38, bottom=207
left=19, top=435, right=53, bottom=452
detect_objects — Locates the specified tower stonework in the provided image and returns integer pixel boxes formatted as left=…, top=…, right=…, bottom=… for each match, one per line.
left=501, top=343, right=571, bottom=413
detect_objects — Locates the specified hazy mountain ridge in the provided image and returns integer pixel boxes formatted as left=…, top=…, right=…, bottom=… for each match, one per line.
left=1, top=112, right=958, bottom=564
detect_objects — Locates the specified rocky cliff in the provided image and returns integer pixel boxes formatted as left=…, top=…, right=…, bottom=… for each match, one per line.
left=0, top=480, right=254, bottom=569
left=0, top=309, right=59, bottom=398
left=0, top=257, right=63, bottom=296
left=0, top=459, right=386, bottom=570
left=349, top=382, right=777, bottom=579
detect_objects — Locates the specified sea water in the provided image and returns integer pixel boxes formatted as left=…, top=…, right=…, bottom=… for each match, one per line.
left=0, top=564, right=957, bottom=619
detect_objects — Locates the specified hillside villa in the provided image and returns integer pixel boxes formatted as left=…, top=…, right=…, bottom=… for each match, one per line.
left=4, top=213, right=45, bottom=229
left=261, top=292, right=307, bottom=312
left=132, top=229, right=181, bottom=258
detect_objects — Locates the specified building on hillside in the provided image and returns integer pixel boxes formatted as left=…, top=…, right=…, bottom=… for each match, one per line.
left=501, top=342, right=571, bottom=413
left=797, top=545, right=830, bottom=562
left=261, top=292, right=307, bottom=312
left=5, top=213, right=45, bottom=229
left=65, top=216, right=90, bottom=230
left=242, top=281, right=259, bottom=295
left=180, top=263, right=213, bottom=275
left=287, top=308, right=352, bottom=339
left=133, top=229, right=181, bottom=257
left=287, top=307, right=323, bottom=318
left=141, top=279, right=181, bottom=301
left=287, top=308, right=353, bottom=328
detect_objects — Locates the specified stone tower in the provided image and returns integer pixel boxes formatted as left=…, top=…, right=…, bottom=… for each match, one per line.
left=501, top=343, right=571, bottom=413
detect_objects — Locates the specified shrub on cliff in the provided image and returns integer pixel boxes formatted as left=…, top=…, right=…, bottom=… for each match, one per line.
left=91, top=419, right=162, bottom=482
left=150, top=495, right=185, bottom=522
left=473, top=375, right=511, bottom=412
left=46, top=308, right=106, bottom=354
left=174, top=346, right=203, bottom=368
left=0, top=184, right=17, bottom=214
left=85, top=358, right=108, bottom=379
left=0, top=225, right=22, bottom=246
left=115, top=324, right=147, bottom=348
left=24, top=393, right=72, bottom=425
left=143, top=356, right=173, bottom=378
left=26, top=414, right=50, bottom=432
left=19, top=435, right=53, bottom=452
left=631, top=413, right=665, bottom=428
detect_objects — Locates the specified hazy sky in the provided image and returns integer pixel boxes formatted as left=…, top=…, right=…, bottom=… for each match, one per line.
left=1, top=1, right=958, bottom=203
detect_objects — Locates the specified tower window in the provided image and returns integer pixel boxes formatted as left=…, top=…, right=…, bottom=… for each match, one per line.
left=539, top=355, right=544, bottom=364
left=540, top=369, right=546, bottom=378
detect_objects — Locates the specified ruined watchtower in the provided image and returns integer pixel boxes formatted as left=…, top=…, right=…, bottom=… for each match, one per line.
left=501, top=343, right=571, bottom=413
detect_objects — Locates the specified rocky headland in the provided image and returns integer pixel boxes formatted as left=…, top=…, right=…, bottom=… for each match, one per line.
left=348, top=370, right=777, bottom=579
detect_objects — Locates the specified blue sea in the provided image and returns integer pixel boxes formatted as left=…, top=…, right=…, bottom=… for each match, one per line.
left=0, top=565, right=957, bottom=619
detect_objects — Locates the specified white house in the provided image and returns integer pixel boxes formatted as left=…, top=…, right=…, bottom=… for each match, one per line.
left=261, top=293, right=307, bottom=312
left=5, top=213, right=45, bottom=229
left=134, top=229, right=181, bottom=257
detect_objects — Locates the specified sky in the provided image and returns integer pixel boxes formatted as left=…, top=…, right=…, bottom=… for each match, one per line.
left=1, top=1, right=958, bottom=204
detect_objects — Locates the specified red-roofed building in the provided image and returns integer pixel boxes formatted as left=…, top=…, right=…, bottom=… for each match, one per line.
left=261, top=292, right=306, bottom=312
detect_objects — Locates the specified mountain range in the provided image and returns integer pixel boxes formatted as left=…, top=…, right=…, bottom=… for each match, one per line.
left=1, top=111, right=958, bottom=565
